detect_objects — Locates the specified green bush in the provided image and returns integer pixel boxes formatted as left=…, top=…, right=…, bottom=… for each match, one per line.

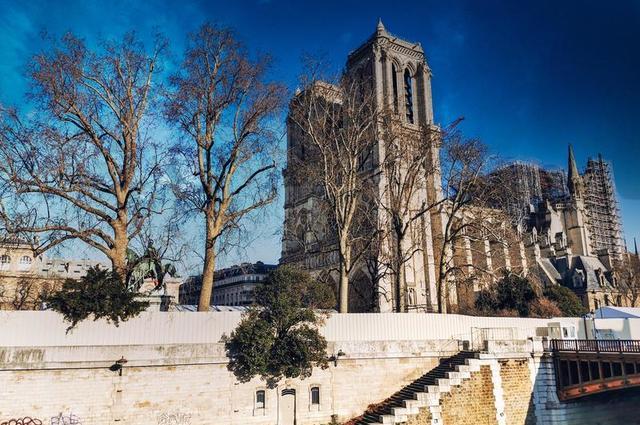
left=223, top=266, right=331, bottom=387
left=44, top=266, right=148, bottom=331
left=543, top=284, right=588, bottom=317
left=494, top=273, right=537, bottom=316
left=475, top=272, right=555, bottom=317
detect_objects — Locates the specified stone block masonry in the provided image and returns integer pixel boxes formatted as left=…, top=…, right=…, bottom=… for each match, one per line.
left=438, top=365, right=497, bottom=425
left=0, top=342, right=443, bottom=425
left=501, top=359, right=536, bottom=425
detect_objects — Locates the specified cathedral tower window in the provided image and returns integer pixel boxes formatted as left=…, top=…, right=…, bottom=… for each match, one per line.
left=404, top=69, right=414, bottom=123
left=391, top=63, right=399, bottom=113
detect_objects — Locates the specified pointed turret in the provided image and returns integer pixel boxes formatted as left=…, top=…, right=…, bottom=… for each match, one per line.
left=567, top=144, right=584, bottom=198
left=375, top=18, right=388, bottom=37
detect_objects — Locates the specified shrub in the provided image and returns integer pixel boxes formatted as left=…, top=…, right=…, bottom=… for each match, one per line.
left=543, top=284, right=588, bottom=317
left=43, top=266, right=148, bottom=331
left=494, top=273, right=537, bottom=316
left=530, top=297, right=562, bottom=318
left=224, top=266, right=331, bottom=388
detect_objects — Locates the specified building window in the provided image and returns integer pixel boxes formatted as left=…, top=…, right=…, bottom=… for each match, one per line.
left=391, top=63, right=399, bottom=113
left=18, top=255, right=32, bottom=270
left=19, top=256, right=32, bottom=264
left=310, top=386, right=320, bottom=405
left=256, top=390, right=265, bottom=409
left=404, top=69, right=414, bottom=124
left=0, top=255, right=10, bottom=271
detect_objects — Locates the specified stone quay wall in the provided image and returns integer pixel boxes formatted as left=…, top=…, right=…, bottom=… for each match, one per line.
left=1, top=311, right=639, bottom=425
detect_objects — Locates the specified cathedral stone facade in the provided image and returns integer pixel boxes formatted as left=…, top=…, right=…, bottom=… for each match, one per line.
left=281, top=21, right=445, bottom=312
left=281, top=22, right=635, bottom=313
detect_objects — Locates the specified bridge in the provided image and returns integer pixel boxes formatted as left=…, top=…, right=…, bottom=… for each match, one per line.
left=551, top=339, right=640, bottom=400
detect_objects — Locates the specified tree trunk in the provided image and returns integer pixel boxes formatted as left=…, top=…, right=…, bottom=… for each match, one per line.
left=199, top=216, right=217, bottom=312
left=111, top=211, right=129, bottom=282
left=394, top=237, right=406, bottom=313
left=338, top=237, right=350, bottom=313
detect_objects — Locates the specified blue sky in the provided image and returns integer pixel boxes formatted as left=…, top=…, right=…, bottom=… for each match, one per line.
left=0, top=0, right=638, bottom=267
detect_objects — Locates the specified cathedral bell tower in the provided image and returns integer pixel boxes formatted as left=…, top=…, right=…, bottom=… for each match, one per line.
left=345, top=19, right=435, bottom=126
left=345, top=20, right=444, bottom=312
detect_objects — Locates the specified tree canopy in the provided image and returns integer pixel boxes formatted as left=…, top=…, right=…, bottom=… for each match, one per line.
left=223, top=266, right=333, bottom=387
left=474, top=272, right=583, bottom=318
left=44, top=266, right=148, bottom=331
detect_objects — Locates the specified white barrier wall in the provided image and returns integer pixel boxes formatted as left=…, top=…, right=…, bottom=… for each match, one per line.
left=0, top=311, right=585, bottom=347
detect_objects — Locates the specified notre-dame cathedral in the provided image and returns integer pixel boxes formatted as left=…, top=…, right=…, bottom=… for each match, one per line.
left=281, top=21, right=636, bottom=313
left=281, top=20, right=449, bottom=313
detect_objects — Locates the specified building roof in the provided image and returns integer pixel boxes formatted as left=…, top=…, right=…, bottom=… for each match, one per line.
left=538, top=258, right=562, bottom=282
left=595, top=306, right=640, bottom=319
left=540, top=254, right=615, bottom=292
left=214, top=261, right=277, bottom=280
left=575, top=255, right=613, bottom=290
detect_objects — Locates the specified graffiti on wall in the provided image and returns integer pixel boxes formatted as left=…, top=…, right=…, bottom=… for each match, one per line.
left=1, top=413, right=81, bottom=425
left=49, top=414, right=81, bottom=425
left=0, top=419, right=43, bottom=425
left=157, top=411, right=192, bottom=425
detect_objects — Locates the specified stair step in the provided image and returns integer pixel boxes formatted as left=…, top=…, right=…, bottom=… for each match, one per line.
left=349, top=351, right=479, bottom=424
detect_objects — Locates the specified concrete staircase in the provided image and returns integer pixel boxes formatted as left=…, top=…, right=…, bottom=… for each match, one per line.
left=351, top=351, right=479, bottom=425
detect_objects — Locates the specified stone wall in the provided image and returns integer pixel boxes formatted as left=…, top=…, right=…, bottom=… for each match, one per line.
left=439, top=365, right=497, bottom=425
left=3, top=313, right=640, bottom=425
left=500, top=359, right=536, bottom=425
left=0, top=341, right=445, bottom=425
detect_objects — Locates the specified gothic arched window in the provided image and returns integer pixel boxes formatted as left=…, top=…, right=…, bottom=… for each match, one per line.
left=404, top=69, right=414, bottom=124
left=391, top=63, right=399, bottom=113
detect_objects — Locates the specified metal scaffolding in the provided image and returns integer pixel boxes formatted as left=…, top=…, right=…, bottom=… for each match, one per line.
left=582, top=154, right=626, bottom=258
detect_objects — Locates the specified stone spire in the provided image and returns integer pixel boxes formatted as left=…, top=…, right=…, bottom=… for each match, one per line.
left=376, top=18, right=387, bottom=35
left=567, top=144, right=584, bottom=199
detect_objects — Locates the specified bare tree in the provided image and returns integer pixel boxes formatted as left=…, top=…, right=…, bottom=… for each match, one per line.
left=615, top=253, right=640, bottom=307
left=375, top=117, right=443, bottom=312
left=166, top=24, right=285, bottom=311
left=0, top=33, right=167, bottom=278
left=434, top=130, right=511, bottom=313
left=288, top=64, right=380, bottom=313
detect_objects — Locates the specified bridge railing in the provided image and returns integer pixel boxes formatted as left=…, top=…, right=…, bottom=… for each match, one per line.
left=551, top=339, right=640, bottom=353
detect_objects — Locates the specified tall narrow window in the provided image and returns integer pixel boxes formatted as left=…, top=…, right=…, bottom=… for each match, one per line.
left=0, top=255, right=10, bottom=271
left=404, top=69, right=414, bottom=124
left=256, top=390, right=265, bottom=409
left=391, top=64, right=399, bottom=113
left=310, top=386, right=320, bottom=405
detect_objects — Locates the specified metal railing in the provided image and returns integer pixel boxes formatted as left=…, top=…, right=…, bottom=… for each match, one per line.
left=471, top=327, right=518, bottom=351
left=551, top=339, right=640, bottom=353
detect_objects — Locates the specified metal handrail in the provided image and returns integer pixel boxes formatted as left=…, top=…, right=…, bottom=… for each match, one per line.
left=551, top=339, right=640, bottom=353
